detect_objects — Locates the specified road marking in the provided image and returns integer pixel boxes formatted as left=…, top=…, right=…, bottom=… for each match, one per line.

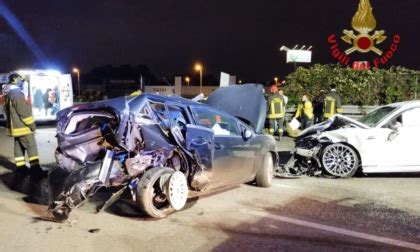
left=272, top=184, right=303, bottom=190
left=241, top=209, right=420, bottom=251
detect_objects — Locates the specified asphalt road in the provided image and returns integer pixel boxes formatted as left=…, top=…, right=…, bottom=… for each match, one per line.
left=0, top=126, right=419, bottom=251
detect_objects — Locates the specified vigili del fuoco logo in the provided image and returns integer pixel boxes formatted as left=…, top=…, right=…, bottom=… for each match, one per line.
left=328, top=0, right=400, bottom=69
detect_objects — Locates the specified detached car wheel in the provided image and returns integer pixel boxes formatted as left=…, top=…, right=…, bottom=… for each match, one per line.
left=321, top=143, right=360, bottom=178
left=136, top=168, right=187, bottom=218
left=256, top=153, right=274, bottom=188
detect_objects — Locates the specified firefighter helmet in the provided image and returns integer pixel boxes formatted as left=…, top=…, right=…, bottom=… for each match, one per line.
left=8, top=73, right=23, bottom=84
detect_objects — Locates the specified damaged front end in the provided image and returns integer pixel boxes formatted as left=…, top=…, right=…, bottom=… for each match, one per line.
left=48, top=98, right=212, bottom=221
left=281, top=115, right=368, bottom=176
left=283, top=136, right=332, bottom=176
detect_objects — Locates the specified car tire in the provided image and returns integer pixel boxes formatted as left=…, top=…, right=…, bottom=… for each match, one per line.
left=51, top=205, right=71, bottom=222
left=321, top=143, right=360, bottom=178
left=136, top=167, right=177, bottom=218
left=255, top=153, right=274, bottom=188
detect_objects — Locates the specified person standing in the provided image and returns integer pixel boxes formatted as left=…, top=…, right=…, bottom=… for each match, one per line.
left=4, top=74, right=44, bottom=177
left=324, top=85, right=343, bottom=120
left=313, top=89, right=325, bottom=124
left=43, top=88, right=53, bottom=116
left=294, top=95, right=314, bottom=130
left=266, top=85, right=286, bottom=139
left=16, top=75, right=31, bottom=104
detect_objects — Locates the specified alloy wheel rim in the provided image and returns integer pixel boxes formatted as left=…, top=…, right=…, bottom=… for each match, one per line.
left=167, top=171, right=188, bottom=210
left=323, top=145, right=357, bottom=176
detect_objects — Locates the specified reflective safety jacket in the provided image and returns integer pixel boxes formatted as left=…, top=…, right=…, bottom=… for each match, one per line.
left=5, top=86, right=35, bottom=137
left=267, top=94, right=286, bottom=119
left=323, top=91, right=343, bottom=119
left=295, top=101, right=314, bottom=120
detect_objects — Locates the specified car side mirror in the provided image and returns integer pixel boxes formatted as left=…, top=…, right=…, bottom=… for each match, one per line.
left=387, top=127, right=400, bottom=142
left=242, top=129, right=253, bottom=140
left=388, top=121, right=401, bottom=131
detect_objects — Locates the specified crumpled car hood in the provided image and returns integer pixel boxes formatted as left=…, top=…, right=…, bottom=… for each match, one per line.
left=297, top=114, right=370, bottom=139
left=205, top=84, right=266, bottom=133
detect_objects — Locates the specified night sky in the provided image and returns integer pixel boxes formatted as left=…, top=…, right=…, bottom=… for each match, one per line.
left=0, top=0, right=418, bottom=82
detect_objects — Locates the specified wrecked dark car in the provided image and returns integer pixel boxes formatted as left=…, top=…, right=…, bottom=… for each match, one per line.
left=48, top=84, right=277, bottom=221
left=282, top=101, right=420, bottom=178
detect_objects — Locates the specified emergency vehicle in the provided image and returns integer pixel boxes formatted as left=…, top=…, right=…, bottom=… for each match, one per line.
left=0, top=69, right=73, bottom=121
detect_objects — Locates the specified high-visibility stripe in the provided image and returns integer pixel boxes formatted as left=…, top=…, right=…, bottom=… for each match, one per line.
left=22, top=116, right=34, bottom=125
left=11, top=127, right=31, bottom=133
left=324, top=97, right=336, bottom=119
left=28, top=156, right=39, bottom=161
left=268, top=98, right=285, bottom=119
left=11, top=127, right=32, bottom=136
left=15, top=161, right=26, bottom=166
left=7, top=101, right=34, bottom=137
left=15, top=156, right=25, bottom=162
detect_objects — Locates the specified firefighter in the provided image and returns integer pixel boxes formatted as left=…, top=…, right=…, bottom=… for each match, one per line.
left=4, top=74, right=44, bottom=178
left=294, top=95, right=314, bottom=130
left=313, top=89, right=325, bottom=124
left=266, top=84, right=286, bottom=139
left=323, top=85, right=343, bottom=120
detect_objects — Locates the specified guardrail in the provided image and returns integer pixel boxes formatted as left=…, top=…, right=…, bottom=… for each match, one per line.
left=285, top=105, right=378, bottom=120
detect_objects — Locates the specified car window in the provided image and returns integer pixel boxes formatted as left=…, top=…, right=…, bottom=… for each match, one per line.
left=167, top=105, right=188, bottom=127
left=359, top=106, right=398, bottom=127
left=401, top=108, right=420, bottom=127
left=150, top=102, right=166, bottom=117
left=192, top=107, right=239, bottom=136
left=139, top=104, right=153, bottom=119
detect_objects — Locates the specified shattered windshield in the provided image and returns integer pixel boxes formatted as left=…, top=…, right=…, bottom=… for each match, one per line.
left=358, top=106, right=398, bottom=127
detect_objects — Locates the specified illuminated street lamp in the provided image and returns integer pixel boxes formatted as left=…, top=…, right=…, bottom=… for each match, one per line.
left=194, top=63, right=203, bottom=94
left=73, top=67, right=81, bottom=96
left=185, top=76, right=190, bottom=86
left=274, top=77, right=279, bottom=85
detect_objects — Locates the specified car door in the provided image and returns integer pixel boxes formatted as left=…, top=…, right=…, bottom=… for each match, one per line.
left=382, top=108, right=420, bottom=170
left=365, top=107, right=420, bottom=172
left=190, top=106, right=255, bottom=187
left=185, top=124, right=215, bottom=191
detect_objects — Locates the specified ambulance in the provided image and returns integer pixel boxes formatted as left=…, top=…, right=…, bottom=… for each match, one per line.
left=0, top=69, right=73, bottom=121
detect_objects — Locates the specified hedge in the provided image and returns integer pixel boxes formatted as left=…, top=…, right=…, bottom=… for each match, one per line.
left=283, top=64, right=419, bottom=106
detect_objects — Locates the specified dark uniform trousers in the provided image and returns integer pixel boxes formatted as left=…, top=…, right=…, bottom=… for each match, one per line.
left=268, top=118, right=284, bottom=135
left=14, top=134, right=39, bottom=168
left=300, top=116, right=313, bottom=130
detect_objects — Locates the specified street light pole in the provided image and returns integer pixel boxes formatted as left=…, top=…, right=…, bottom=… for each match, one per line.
left=194, top=63, right=203, bottom=94
left=73, top=68, right=80, bottom=97
left=199, top=68, right=203, bottom=94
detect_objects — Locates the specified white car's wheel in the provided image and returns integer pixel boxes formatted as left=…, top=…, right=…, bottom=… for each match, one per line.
left=321, top=143, right=360, bottom=178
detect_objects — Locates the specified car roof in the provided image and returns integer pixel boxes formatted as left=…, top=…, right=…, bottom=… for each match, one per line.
left=137, top=93, right=203, bottom=106
left=386, top=100, right=420, bottom=109
left=131, top=93, right=237, bottom=117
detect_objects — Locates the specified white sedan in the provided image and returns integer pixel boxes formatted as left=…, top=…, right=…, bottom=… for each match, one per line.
left=286, top=100, right=420, bottom=177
